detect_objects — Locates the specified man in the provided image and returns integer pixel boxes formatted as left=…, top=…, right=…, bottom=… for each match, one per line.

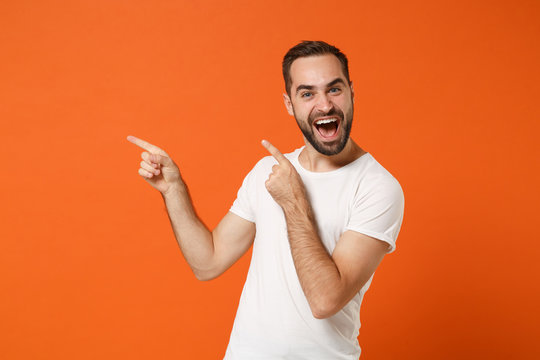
left=127, top=40, right=404, bottom=359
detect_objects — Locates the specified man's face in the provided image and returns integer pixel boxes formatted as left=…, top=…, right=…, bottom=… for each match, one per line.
left=284, top=54, right=354, bottom=156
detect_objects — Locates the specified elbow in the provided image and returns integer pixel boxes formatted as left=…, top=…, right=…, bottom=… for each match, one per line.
left=192, top=268, right=218, bottom=282
left=191, top=256, right=225, bottom=281
left=312, top=308, right=337, bottom=320
left=310, top=299, right=340, bottom=319
left=194, top=273, right=213, bottom=282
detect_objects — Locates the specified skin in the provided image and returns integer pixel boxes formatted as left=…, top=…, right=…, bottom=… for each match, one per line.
left=127, top=54, right=390, bottom=319
left=126, top=136, right=255, bottom=281
left=283, top=54, right=363, bottom=171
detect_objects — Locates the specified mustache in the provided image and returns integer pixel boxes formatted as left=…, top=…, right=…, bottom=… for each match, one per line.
left=309, top=107, right=344, bottom=124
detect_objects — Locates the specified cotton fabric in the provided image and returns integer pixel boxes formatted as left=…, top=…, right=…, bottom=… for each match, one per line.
left=224, top=146, right=404, bottom=359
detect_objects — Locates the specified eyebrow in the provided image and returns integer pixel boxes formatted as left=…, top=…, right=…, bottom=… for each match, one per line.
left=295, top=78, right=347, bottom=95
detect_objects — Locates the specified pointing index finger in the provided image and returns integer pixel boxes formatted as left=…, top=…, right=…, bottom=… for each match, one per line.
left=127, top=135, right=163, bottom=154
left=261, top=139, right=287, bottom=164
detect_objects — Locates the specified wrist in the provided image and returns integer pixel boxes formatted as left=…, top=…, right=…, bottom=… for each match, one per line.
left=282, top=196, right=311, bottom=218
left=162, top=180, right=186, bottom=200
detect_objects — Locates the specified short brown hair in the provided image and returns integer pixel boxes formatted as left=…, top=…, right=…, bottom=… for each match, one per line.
left=282, top=40, right=350, bottom=96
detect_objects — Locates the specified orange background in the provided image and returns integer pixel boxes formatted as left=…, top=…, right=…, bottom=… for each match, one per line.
left=1, top=0, right=539, bottom=359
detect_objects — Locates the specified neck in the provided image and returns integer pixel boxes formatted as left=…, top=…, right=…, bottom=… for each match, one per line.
left=298, top=138, right=366, bottom=172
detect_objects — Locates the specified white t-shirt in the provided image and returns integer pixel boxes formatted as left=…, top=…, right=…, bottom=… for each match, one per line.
left=224, top=146, right=404, bottom=360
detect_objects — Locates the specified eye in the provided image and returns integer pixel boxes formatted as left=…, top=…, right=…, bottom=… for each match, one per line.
left=329, top=87, right=341, bottom=94
left=301, top=92, right=312, bottom=98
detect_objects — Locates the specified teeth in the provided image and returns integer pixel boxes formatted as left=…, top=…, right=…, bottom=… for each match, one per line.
left=315, top=118, right=337, bottom=125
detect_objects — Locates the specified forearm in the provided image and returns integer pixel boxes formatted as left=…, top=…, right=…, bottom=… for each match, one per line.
left=282, top=199, right=343, bottom=318
left=161, top=181, right=216, bottom=279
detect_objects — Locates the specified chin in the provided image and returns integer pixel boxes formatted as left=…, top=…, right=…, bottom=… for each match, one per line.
left=311, top=139, right=348, bottom=156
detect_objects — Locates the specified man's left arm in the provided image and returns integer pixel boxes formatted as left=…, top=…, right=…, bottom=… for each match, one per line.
left=283, top=201, right=389, bottom=319
left=262, top=140, right=391, bottom=319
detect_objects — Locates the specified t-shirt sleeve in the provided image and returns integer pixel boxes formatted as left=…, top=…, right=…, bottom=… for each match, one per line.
left=346, top=178, right=405, bottom=253
left=229, top=164, right=258, bottom=223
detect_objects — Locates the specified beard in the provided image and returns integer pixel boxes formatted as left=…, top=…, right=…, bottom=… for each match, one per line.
left=293, top=103, right=353, bottom=156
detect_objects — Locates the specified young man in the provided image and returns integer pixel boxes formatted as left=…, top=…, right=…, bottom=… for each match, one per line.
left=127, top=41, right=404, bottom=359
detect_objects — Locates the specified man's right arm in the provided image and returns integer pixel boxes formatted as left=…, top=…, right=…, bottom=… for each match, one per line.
left=127, top=135, right=255, bottom=281
left=162, top=185, right=255, bottom=280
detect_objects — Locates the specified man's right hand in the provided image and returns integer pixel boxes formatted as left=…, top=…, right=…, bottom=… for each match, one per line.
left=127, top=134, right=255, bottom=281
left=127, top=135, right=182, bottom=196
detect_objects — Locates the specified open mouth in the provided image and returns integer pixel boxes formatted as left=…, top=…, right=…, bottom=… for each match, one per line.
left=314, top=117, right=340, bottom=140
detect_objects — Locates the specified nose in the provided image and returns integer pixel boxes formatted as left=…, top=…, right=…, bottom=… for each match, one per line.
left=315, top=94, right=334, bottom=114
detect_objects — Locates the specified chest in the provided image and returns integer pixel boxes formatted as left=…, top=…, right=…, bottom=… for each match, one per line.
left=301, top=175, right=357, bottom=252
left=253, top=172, right=359, bottom=252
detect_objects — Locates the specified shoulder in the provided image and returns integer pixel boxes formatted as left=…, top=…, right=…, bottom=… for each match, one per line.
left=251, top=147, right=302, bottom=173
left=237, top=147, right=301, bottom=194
left=354, top=154, right=404, bottom=202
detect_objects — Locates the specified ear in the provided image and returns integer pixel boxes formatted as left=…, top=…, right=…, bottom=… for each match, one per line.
left=283, top=93, right=294, bottom=116
left=350, top=81, right=355, bottom=103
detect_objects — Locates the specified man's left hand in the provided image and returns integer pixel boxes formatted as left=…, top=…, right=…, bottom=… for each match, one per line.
left=261, top=140, right=307, bottom=210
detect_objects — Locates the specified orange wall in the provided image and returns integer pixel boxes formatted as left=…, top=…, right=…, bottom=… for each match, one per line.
left=1, top=0, right=539, bottom=359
